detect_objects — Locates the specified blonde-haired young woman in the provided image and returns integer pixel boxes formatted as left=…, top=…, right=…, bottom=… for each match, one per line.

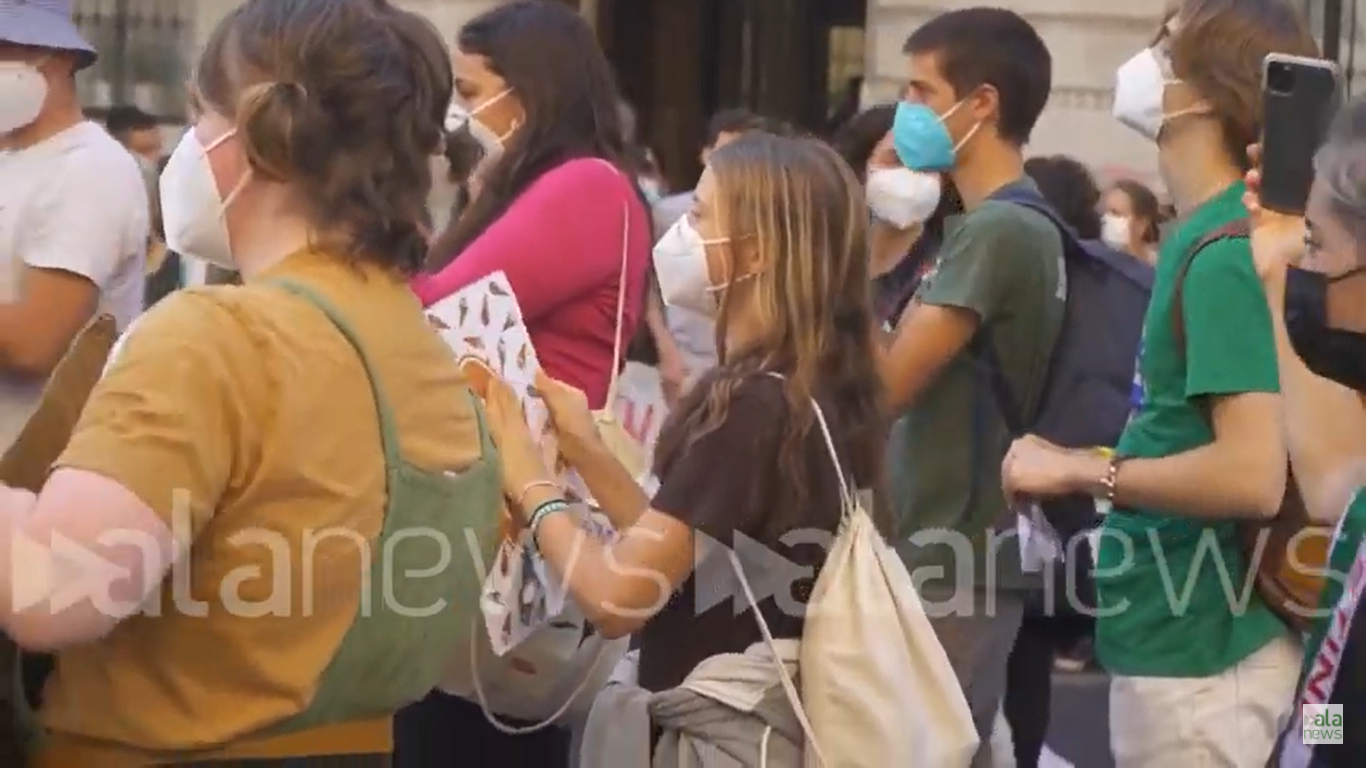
left=481, top=133, right=891, bottom=760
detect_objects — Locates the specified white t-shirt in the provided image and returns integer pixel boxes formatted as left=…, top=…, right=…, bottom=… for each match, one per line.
left=0, top=121, right=148, bottom=449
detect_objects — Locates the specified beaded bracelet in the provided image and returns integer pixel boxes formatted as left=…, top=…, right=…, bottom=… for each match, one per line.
left=527, top=499, right=570, bottom=556
left=516, top=479, right=562, bottom=509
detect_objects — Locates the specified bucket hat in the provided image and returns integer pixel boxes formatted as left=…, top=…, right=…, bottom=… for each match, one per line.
left=0, top=0, right=96, bottom=70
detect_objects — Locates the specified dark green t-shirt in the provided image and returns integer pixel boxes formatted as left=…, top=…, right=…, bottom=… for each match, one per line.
left=1096, top=181, right=1288, bottom=677
left=888, top=182, right=1065, bottom=592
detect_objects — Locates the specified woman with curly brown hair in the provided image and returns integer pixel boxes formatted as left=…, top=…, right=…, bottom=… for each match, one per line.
left=7, top=1, right=502, bottom=764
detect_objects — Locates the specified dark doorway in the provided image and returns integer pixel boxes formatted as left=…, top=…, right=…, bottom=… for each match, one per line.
left=598, top=0, right=866, bottom=194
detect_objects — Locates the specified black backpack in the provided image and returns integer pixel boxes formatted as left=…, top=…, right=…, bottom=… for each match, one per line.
left=975, top=184, right=1155, bottom=541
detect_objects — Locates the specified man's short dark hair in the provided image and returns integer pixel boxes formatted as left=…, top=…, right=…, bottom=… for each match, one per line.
left=704, top=108, right=766, bottom=148
left=903, top=8, right=1052, bottom=146
left=105, top=105, right=158, bottom=136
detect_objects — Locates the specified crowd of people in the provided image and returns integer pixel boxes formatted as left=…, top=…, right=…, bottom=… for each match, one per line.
left=2, top=0, right=1365, bottom=766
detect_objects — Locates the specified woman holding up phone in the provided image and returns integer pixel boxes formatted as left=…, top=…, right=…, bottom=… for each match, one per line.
left=1245, top=98, right=1366, bottom=767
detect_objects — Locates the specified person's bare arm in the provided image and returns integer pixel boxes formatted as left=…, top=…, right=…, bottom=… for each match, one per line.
left=1064, top=391, right=1287, bottom=519
left=565, top=437, right=651, bottom=531
left=878, top=302, right=978, bottom=411
left=0, top=267, right=99, bottom=378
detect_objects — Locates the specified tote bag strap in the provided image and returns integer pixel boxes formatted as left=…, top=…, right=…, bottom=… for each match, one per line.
left=807, top=397, right=857, bottom=515
left=588, top=158, right=631, bottom=407
left=725, top=548, right=828, bottom=766
left=607, top=197, right=629, bottom=405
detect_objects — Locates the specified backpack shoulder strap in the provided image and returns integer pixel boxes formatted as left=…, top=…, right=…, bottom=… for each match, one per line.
left=1170, top=219, right=1251, bottom=355
left=988, top=185, right=1081, bottom=244
left=971, top=184, right=1073, bottom=438
left=268, top=278, right=493, bottom=465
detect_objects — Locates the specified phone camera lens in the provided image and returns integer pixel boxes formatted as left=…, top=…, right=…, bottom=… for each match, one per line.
left=1267, top=62, right=1296, bottom=94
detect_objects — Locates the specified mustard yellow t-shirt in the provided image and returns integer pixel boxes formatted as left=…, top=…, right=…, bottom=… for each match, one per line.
left=35, top=250, right=480, bottom=764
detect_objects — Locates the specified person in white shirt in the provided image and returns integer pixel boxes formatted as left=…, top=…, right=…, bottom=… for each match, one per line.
left=0, top=0, right=148, bottom=449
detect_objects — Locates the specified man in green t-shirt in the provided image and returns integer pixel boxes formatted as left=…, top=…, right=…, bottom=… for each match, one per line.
left=876, top=10, right=1063, bottom=765
left=1002, top=3, right=1317, bottom=766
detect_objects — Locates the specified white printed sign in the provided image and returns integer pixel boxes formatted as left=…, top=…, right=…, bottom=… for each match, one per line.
left=611, top=362, right=669, bottom=468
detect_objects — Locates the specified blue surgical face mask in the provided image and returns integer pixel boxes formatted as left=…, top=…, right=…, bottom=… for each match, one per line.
left=891, top=99, right=980, bottom=172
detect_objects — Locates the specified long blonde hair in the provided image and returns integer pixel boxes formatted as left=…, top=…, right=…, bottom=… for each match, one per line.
left=654, top=134, right=887, bottom=524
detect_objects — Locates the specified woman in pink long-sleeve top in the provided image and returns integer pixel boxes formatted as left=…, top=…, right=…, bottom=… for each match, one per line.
left=396, top=3, right=649, bottom=767
left=414, top=2, right=650, bottom=414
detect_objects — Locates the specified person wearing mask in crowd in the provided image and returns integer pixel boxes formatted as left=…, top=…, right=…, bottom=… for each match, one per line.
left=617, top=98, right=667, bottom=206
left=648, top=108, right=771, bottom=402
left=5, top=0, right=501, bottom=764
left=429, top=111, right=484, bottom=240
left=652, top=108, right=768, bottom=237
left=142, top=153, right=181, bottom=308
left=104, top=104, right=162, bottom=167
left=995, top=152, right=1105, bottom=768
left=0, top=0, right=147, bottom=452
left=1103, top=178, right=1164, bottom=264
left=399, top=2, right=650, bottom=764
left=1002, top=3, right=1318, bottom=765
left=1243, top=97, right=1366, bottom=768
left=874, top=10, right=1064, bottom=767
left=482, top=132, right=888, bottom=761
left=832, top=104, right=961, bottom=328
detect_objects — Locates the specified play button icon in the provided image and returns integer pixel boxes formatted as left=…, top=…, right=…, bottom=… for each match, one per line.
left=10, top=529, right=133, bottom=614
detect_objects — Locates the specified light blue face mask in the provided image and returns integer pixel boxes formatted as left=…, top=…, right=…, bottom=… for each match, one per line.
left=891, top=99, right=980, bottom=172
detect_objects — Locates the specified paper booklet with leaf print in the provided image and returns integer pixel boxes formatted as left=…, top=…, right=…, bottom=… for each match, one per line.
left=425, top=271, right=556, bottom=472
left=425, top=271, right=614, bottom=653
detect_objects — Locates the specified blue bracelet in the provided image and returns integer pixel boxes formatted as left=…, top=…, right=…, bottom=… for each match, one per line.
left=528, top=499, right=570, bottom=555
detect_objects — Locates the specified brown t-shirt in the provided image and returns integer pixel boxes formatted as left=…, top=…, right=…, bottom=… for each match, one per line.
left=36, top=250, right=482, bottom=763
left=638, top=374, right=860, bottom=692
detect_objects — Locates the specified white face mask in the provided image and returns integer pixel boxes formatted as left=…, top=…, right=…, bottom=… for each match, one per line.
left=654, top=216, right=730, bottom=316
left=159, top=128, right=251, bottom=270
left=1101, top=213, right=1132, bottom=251
left=0, top=61, right=49, bottom=135
left=1113, top=48, right=1204, bottom=141
left=450, top=88, right=515, bottom=161
left=866, top=167, right=942, bottom=230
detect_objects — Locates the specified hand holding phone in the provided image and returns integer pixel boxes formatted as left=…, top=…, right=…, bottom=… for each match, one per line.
left=1243, top=144, right=1310, bottom=282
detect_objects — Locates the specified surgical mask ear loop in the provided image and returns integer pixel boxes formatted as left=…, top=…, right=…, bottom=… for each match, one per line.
left=202, top=128, right=251, bottom=217
left=938, top=97, right=982, bottom=155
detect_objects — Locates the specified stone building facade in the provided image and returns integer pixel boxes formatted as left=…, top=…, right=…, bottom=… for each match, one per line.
left=72, top=0, right=1359, bottom=195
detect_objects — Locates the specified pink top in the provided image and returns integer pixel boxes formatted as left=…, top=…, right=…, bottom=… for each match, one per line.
left=413, top=158, right=652, bottom=409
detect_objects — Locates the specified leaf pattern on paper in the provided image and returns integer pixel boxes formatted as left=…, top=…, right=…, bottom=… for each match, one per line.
left=426, top=314, right=449, bottom=330
left=436, top=271, right=615, bottom=655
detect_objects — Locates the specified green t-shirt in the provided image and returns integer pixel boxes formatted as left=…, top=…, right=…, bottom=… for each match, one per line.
left=1096, top=181, right=1287, bottom=677
left=888, top=182, right=1065, bottom=592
